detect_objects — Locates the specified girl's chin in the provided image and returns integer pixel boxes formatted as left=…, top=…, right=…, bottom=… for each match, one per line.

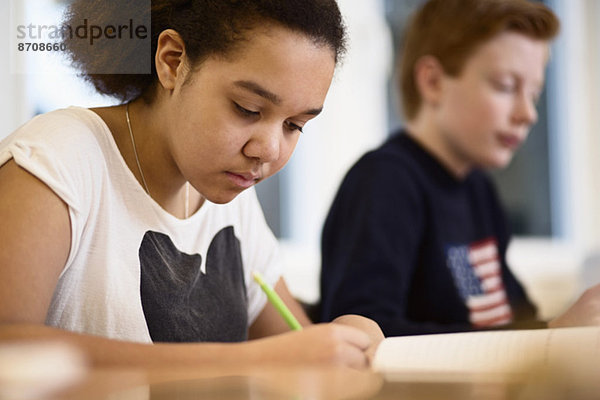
left=204, top=188, right=246, bottom=205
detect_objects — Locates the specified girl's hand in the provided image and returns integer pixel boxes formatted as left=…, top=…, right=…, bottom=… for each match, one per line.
left=249, top=323, right=372, bottom=369
left=331, top=315, right=385, bottom=365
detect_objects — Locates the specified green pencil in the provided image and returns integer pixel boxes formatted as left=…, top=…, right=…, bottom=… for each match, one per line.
left=252, top=270, right=303, bottom=331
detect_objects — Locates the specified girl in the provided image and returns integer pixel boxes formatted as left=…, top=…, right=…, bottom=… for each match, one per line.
left=0, top=0, right=382, bottom=368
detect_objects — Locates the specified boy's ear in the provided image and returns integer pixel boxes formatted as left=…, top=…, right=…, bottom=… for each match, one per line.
left=414, top=55, right=445, bottom=107
left=155, top=29, right=189, bottom=91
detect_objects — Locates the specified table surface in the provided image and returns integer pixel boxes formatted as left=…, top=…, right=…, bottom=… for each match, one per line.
left=45, top=363, right=599, bottom=400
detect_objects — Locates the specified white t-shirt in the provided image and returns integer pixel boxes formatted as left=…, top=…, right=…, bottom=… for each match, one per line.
left=0, top=107, right=281, bottom=343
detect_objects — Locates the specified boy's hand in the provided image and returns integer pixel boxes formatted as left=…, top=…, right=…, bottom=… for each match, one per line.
left=548, top=284, right=600, bottom=328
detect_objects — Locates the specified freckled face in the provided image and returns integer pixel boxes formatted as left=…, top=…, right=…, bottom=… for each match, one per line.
left=434, top=32, right=549, bottom=171
left=165, top=25, right=336, bottom=204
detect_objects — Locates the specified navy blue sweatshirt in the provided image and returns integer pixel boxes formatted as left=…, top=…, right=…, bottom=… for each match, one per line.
left=319, top=131, right=543, bottom=336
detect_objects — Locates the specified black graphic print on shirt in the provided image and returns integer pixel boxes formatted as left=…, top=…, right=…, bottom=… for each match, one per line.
left=139, top=227, right=248, bottom=343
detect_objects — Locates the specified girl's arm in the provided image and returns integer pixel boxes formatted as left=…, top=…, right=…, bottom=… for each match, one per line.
left=0, top=322, right=372, bottom=368
left=248, top=278, right=312, bottom=339
left=0, top=161, right=374, bottom=369
left=248, top=278, right=384, bottom=359
left=0, top=160, right=70, bottom=324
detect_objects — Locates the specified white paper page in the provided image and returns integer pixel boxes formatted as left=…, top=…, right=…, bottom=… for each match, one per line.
left=372, top=327, right=599, bottom=381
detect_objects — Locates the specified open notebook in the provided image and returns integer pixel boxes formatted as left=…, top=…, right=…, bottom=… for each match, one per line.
left=372, top=326, right=600, bottom=382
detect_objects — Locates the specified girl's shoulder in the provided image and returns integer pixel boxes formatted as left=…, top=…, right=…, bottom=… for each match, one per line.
left=20, top=106, right=106, bottom=139
left=2, top=107, right=109, bottom=152
left=1, top=106, right=116, bottom=168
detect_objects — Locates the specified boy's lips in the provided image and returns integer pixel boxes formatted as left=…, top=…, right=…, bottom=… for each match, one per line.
left=497, top=133, right=523, bottom=150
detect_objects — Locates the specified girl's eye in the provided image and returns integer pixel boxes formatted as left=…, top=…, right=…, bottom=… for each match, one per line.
left=285, top=121, right=304, bottom=133
left=234, top=102, right=259, bottom=117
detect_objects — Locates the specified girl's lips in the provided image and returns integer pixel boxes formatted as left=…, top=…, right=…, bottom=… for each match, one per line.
left=226, top=172, right=259, bottom=189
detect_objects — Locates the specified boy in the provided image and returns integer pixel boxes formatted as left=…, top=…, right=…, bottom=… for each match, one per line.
left=320, top=0, right=600, bottom=336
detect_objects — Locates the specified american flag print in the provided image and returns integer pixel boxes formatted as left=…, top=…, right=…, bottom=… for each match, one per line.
left=445, top=238, right=513, bottom=327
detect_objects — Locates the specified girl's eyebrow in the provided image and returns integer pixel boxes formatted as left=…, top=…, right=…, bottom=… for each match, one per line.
left=234, top=80, right=282, bottom=105
left=233, top=80, right=323, bottom=116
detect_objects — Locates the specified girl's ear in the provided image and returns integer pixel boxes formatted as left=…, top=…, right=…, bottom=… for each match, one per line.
left=414, top=55, right=445, bottom=107
left=155, top=29, right=189, bottom=91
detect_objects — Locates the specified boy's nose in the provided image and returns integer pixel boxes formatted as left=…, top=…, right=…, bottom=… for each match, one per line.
left=514, top=93, right=538, bottom=127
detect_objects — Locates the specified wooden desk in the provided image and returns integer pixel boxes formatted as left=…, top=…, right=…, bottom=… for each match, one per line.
left=52, top=364, right=381, bottom=400
left=50, top=364, right=599, bottom=400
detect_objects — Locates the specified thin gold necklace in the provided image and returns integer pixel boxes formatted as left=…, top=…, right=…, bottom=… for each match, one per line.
left=125, top=103, right=190, bottom=218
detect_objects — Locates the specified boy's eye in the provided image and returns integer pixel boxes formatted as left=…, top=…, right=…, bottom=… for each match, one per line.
left=493, top=81, right=516, bottom=93
left=489, top=76, right=518, bottom=94
left=234, top=102, right=259, bottom=117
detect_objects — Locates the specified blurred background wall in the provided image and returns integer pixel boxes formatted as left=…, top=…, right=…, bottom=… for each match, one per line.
left=2, top=0, right=599, bottom=321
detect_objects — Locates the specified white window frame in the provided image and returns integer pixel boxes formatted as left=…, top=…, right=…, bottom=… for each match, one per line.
left=508, top=0, right=600, bottom=319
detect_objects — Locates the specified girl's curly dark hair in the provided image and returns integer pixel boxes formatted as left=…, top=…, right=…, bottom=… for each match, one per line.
left=62, top=0, right=347, bottom=103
